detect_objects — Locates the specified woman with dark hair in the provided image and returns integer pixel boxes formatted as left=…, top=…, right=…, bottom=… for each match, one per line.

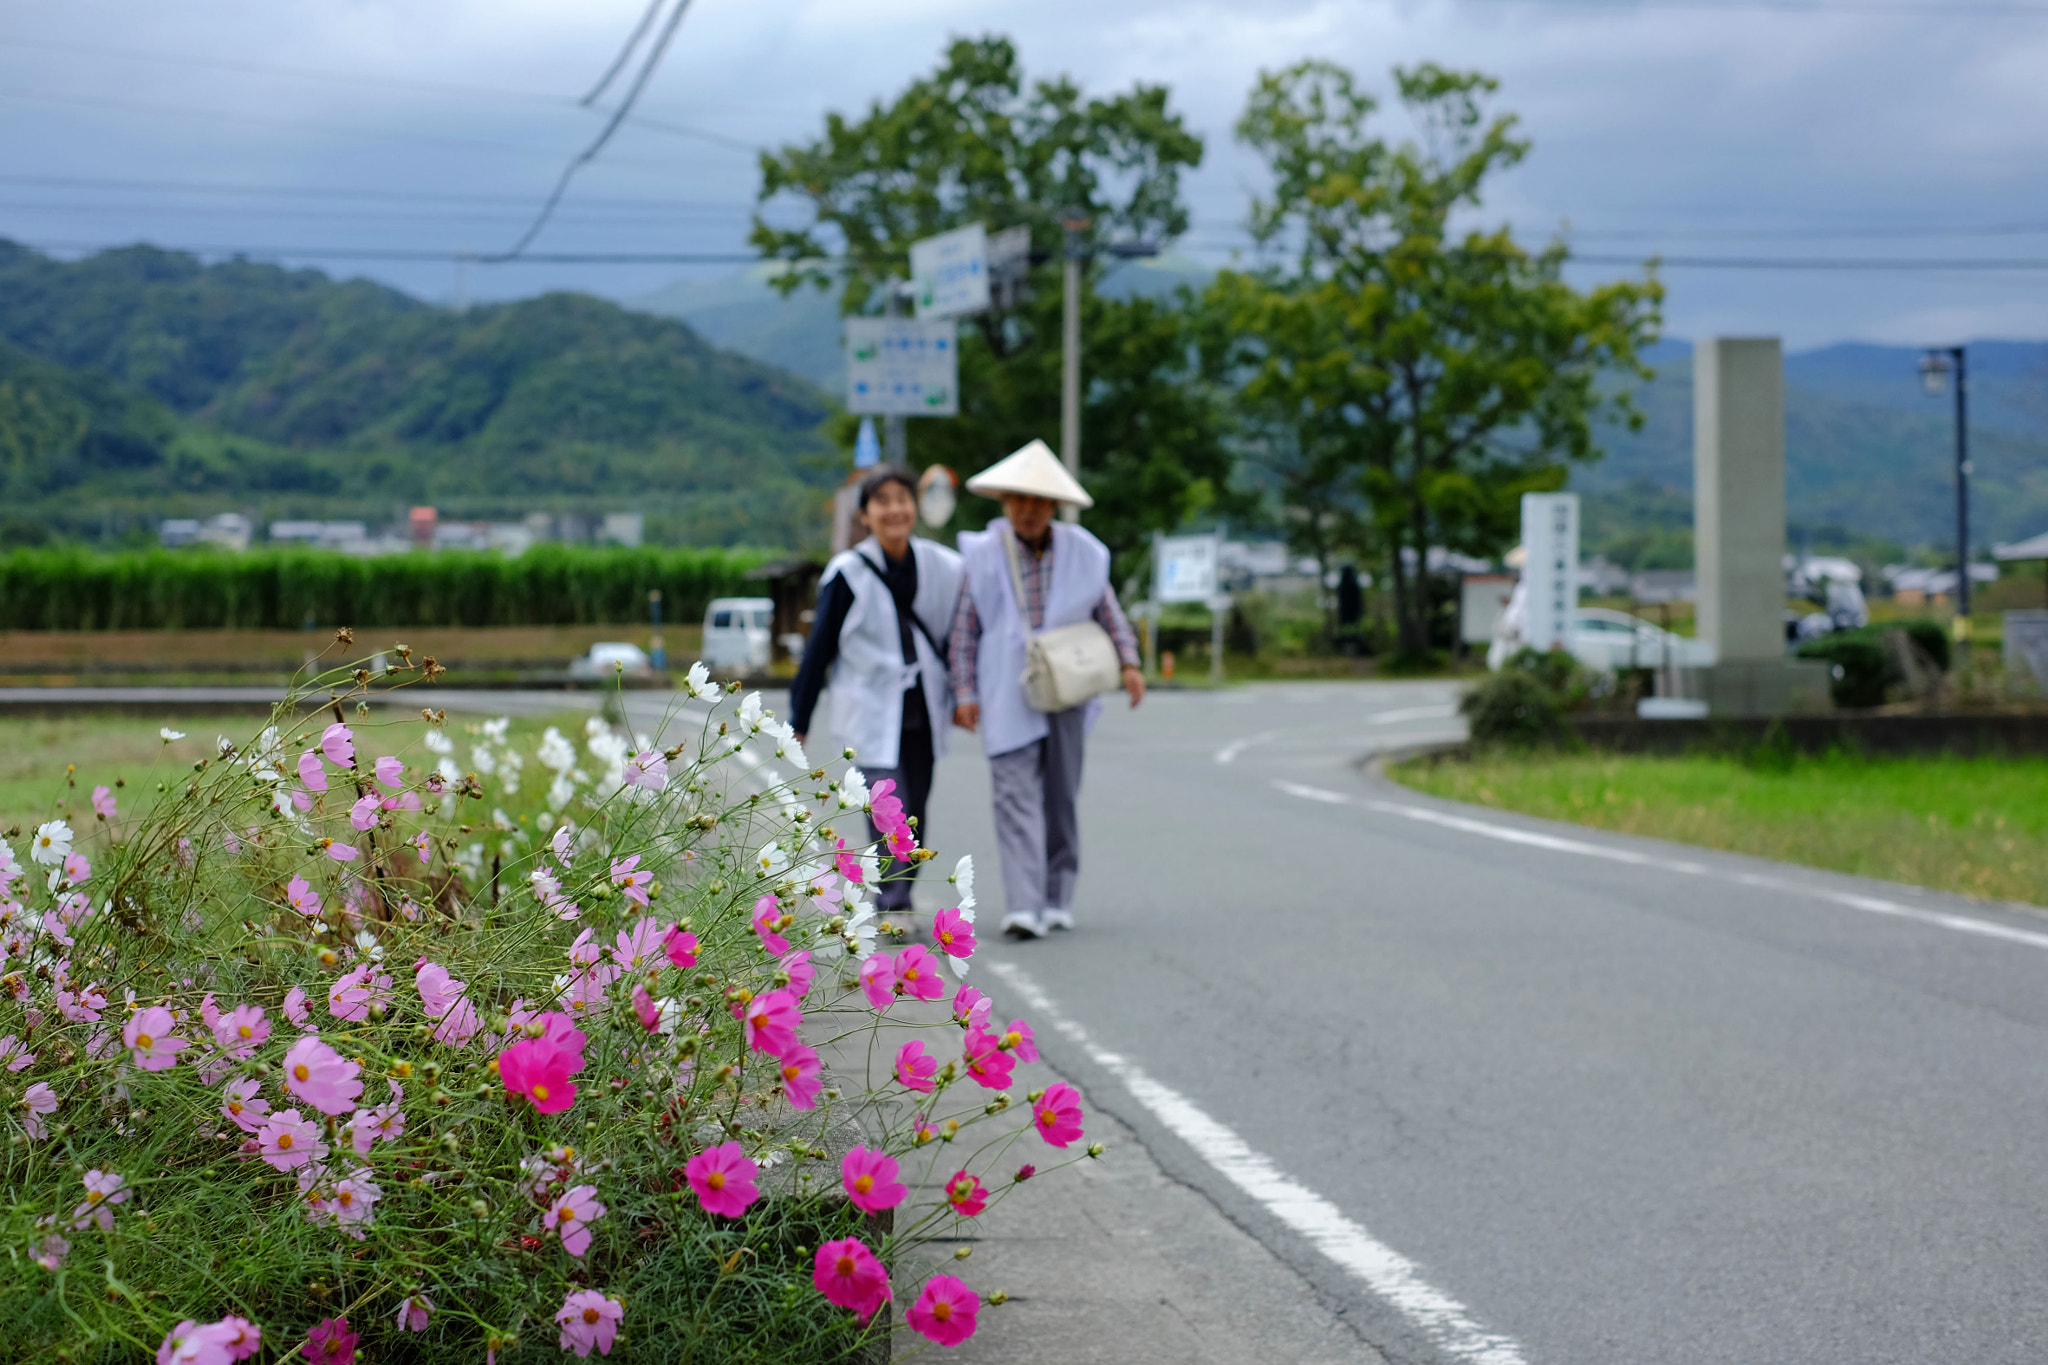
left=790, top=466, right=964, bottom=918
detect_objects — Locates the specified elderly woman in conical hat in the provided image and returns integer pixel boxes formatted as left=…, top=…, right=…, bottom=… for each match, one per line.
left=946, top=439, right=1145, bottom=940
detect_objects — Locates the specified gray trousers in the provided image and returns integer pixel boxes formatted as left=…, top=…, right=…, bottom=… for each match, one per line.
left=988, top=706, right=1088, bottom=918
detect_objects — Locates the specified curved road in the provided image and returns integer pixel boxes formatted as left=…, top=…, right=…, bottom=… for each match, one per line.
left=805, top=679, right=2048, bottom=1365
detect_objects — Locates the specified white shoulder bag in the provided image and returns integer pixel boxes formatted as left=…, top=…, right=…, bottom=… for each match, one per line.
left=1002, top=528, right=1124, bottom=713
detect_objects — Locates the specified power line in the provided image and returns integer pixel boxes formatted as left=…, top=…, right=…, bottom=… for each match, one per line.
left=491, top=0, right=699, bottom=262
left=0, top=199, right=751, bottom=225
left=16, top=239, right=759, bottom=265
left=580, top=0, right=668, bottom=106
left=0, top=172, right=750, bottom=211
left=1460, top=0, right=2048, bottom=15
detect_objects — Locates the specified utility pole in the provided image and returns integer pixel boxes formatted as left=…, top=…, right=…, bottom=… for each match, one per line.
left=1918, top=345, right=1971, bottom=631
left=1058, top=208, right=1090, bottom=525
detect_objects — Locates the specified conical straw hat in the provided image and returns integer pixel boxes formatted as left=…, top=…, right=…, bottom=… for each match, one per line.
left=963, top=438, right=1094, bottom=508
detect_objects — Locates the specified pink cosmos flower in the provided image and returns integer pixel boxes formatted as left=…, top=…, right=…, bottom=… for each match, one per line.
left=840, top=1146, right=907, bottom=1213
left=42, top=910, right=74, bottom=948
left=544, top=1183, right=607, bottom=1257
left=951, top=982, right=993, bottom=1029
left=210, top=1317, right=260, bottom=1361
left=327, top=964, right=391, bottom=1023
left=630, top=985, right=663, bottom=1034
left=892, top=945, right=944, bottom=1002
left=859, top=954, right=896, bottom=1013
left=962, top=1029, right=1015, bottom=1090
left=373, top=755, right=404, bottom=788
left=530, top=866, right=578, bottom=920
left=562, top=963, right=617, bottom=1016
left=662, top=924, right=698, bottom=969
left=286, top=875, right=322, bottom=919
left=123, top=1004, right=188, bottom=1072
left=414, top=960, right=467, bottom=1018
left=283, top=985, right=311, bottom=1028
left=72, top=1168, right=129, bottom=1230
left=813, top=1237, right=891, bottom=1321
left=610, top=915, right=663, bottom=970
left=62, top=851, right=91, bottom=886
left=894, top=1039, right=938, bottom=1093
left=780, top=948, right=814, bottom=997
left=350, top=1099, right=404, bottom=1154
left=833, top=837, right=864, bottom=884
left=740, top=988, right=801, bottom=1058
left=498, top=1013, right=586, bottom=1114
left=869, top=778, right=905, bottom=834
left=91, top=785, right=117, bottom=820
left=331, top=1168, right=382, bottom=1237
left=624, top=749, right=667, bottom=792
left=997, top=1019, right=1038, bottom=1062
left=568, top=927, right=604, bottom=969
left=23, top=1080, right=57, bottom=1139
left=319, top=839, right=358, bottom=863
left=1, top=1033, right=38, bottom=1071
left=777, top=1043, right=821, bottom=1110
left=320, top=722, right=355, bottom=769
left=222, top=1076, right=271, bottom=1133
left=213, top=1004, right=271, bottom=1059
left=348, top=794, right=380, bottom=832
left=381, top=790, right=421, bottom=814
left=609, top=856, right=653, bottom=910
left=551, top=821, right=576, bottom=865
left=751, top=894, right=790, bottom=955
left=884, top=825, right=917, bottom=860
left=944, top=1170, right=989, bottom=1217
left=289, top=787, right=314, bottom=813
left=686, top=1141, right=760, bottom=1218
left=201, top=993, right=223, bottom=1031
left=304, top=1315, right=357, bottom=1365
left=555, top=1289, right=624, bottom=1359
left=56, top=976, right=107, bottom=1023
left=1033, top=1081, right=1085, bottom=1148
left=31, top=1232, right=68, bottom=1271
left=394, top=1295, right=432, bottom=1333
left=410, top=831, right=432, bottom=864
left=931, top=907, right=976, bottom=961
left=298, top=750, right=328, bottom=792
left=433, top=995, right=481, bottom=1047
left=912, top=1113, right=938, bottom=1145
left=156, top=1320, right=230, bottom=1365
left=906, top=1273, right=980, bottom=1347
left=282, top=1034, right=363, bottom=1115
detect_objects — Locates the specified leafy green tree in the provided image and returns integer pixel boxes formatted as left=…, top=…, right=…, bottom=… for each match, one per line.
left=1207, top=61, right=1663, bottom=659
left=751, top=35, right=1229, bottom=575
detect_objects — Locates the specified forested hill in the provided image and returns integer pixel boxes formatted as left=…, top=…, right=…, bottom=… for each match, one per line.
left=0, top=241, right=839, bottom=548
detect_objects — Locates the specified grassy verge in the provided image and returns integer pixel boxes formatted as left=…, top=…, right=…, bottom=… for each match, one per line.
left=1390, top=748, right=2048, bottom=906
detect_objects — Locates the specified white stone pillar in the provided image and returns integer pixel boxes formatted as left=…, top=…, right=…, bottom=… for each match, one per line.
left=1694, top=337, right=1785, bottom=664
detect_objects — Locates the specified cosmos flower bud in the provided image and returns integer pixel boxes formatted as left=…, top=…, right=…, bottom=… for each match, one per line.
left=954, top=1246, right=972, bottom=1260
left=1086, top=1143, right=1105, bottom=1158
left=989, top=1291, right=1009, bottom=1306
left=1026, top=1088, right=1045, bottom=1102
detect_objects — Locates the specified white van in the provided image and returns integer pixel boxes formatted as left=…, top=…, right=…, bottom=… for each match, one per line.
left=702, top=596, right=774, bottom=673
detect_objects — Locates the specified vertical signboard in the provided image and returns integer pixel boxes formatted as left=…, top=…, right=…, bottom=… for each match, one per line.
left=845, top=319, right=959, bottom=416
left=1520, top=492, right=1579, bottom=654
left=1155, top=534, right=1221, bottom=603
left=909, top=224, right=989, bottom=319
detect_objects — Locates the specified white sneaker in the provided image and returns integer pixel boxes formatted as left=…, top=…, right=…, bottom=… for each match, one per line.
left=1042, top=907, right=1074, bottom=932
left=1001, top=909, right=1045, bottom=940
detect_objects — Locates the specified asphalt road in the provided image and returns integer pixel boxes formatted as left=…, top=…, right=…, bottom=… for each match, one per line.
left=790, top=679, right=2048, bottom=1365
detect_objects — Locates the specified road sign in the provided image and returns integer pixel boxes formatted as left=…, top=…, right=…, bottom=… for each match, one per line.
left=1155, top=534, right=1220, bottom=604
left=1520, top=492, right=1579, bottom=653
left=846, top=319, right=958, bottom=417
left=910, top=224, right=988, bottom=319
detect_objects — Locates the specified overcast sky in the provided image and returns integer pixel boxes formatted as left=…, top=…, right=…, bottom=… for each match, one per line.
left=4, top=0, right=2046, bottom=350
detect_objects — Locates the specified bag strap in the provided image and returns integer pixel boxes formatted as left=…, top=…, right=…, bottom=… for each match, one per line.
left=851, top=549, right=946, bottom=662
left=1000, top=527, right=1036, bottom=639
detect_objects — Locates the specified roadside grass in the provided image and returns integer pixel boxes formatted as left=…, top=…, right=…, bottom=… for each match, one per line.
left=1391, top=749, right=2048, bottom=907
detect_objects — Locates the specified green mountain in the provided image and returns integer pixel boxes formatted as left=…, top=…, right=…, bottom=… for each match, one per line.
left=0, top=241, right=839, bottom=548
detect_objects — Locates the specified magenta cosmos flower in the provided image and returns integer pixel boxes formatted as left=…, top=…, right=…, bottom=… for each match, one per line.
left=685, top=1141, right=760, bottom=1218
left=1032, top=1081, right=1085, bottom=1148
left=555, top=1289, right=624, bottom=1359
left=662, top=924, right=698, bottom=969
left=893, top=1040, right=938, bottom=1094
left=122, top=1004, right=188, bottom=1072
left=952, top=982, right=992, bottom=1028
left=282, top=1034, right=363, bottom=1115
left=944, top=1170, right=989, bottom=1217
left=303, top=1315, right=357, bottom=1365
left=813, top=1237, right=891, bottom=1321
left=906, top=1273, right=980, bottom=1347
left=892, top=945, right=944, bottom=1002
left=497, top=1012, right=586, bottom=1114
left=777, top=1043, right=821, bottom=1109
left=840, top=1147, right=906, bottom=1213
left=739, top=988, right=801, bottom=1059
left=751, top=894, right=791, bottom=955
left=997, top=1018, right=1038, bottom=1062
left=930, top=907, right=976, bottom=961
left=257, top=1108, right=328, bottom=1172
left=858, top=954, right=896, bottom=1013
left=780, top=948, right=815, bottom=996
left=961, top=1028, right=1015, bottom=1090
left=543, top=1183, right=607, bottom=1256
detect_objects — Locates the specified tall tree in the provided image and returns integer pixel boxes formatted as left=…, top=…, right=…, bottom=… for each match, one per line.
left=1208, top=62, right=1663, bottom=658
left=751, top=35, right=1228, bottom=574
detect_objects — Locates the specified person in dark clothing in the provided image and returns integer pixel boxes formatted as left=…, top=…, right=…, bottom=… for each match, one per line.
left=790, top=467, right=963, bottom=915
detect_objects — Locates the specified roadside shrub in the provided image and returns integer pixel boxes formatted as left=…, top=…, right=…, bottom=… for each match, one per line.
left=1461, top=651, right=1575, bottom=747
left=1796, top=634, right=1890, bottom=708
left=0, top=646, right=1084, bottom=1361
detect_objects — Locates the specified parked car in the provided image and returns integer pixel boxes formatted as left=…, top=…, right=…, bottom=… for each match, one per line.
left=702, top=596, right=774, bottom=673
left=568, top=642, right=653, bottom=679
left=1489, top=608, right=1716, bottom=673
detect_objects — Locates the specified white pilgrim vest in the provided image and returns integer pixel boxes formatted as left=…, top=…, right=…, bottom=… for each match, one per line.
left=818, top=536, right=963, bottom=770
left=959, top=518, right=1111, bottom=758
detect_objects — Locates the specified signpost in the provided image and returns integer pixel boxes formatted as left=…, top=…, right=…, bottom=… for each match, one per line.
left=910, top=224, right=989, bottom=319
left=1153, top=532, right=1229, bottom=682
left=845, top=319, right=959, bottom=417
left=1520, top=492, right=1580, bottom=654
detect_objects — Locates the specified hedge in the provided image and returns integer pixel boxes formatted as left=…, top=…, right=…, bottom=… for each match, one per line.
left=0, top=544, right=770, bottom=631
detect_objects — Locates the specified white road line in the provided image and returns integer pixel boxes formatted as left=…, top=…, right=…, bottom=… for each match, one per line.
left=1213, top=730, right=1277, bottom=764
left=1366, top=705, right=1460, bottom=725
left=989, top=961, right=1527, bottom=1365
left=1273, top=780, right=2048, bottom=953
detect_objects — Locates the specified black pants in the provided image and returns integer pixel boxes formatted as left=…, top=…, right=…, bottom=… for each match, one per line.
left=865, top=685, right=933, bottom=912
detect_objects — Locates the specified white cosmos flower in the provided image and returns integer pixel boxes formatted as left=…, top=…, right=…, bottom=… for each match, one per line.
left=738, top=693, right=764, bottom=729
left=30, top=821, right=73, bottom=867
left=537, top=727, right=576, bottom=773
left=837, top=766, right=870, bottom=811
left=437, top=757, right=463, bottom=786
left=423, top=729, right=455, bottom=757
left=685, top=661, right=714, bottom=700
left=354, top=929, right=384, bottom=962
left=547, top=774, right=577, bottom=811
left=840, top=905, right=877, bottom=960
left=776, top=735, right=809, bottom=768
left=482, top=717, right=511, bottom=743
left=245, top=725, right=283, bottom=769
left=159, top=728, right=185, bottom=742
left=951, top=855, right=976, bottom=921
left=755, top=840, right=790, bottom=881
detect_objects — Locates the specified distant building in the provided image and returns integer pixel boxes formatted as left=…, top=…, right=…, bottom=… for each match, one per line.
left=198, top=513, right=252, bottom=552
left=600, top=513, right=645, bottom=548
left=409, top=506, right=438, bottom=550
left=1630, top=570, right=1696, bottom=604
left=159, top=518, right=202, bottom=548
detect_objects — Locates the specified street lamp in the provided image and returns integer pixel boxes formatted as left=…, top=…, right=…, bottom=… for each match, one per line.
left=1918, top=346, right=1971, bottom=629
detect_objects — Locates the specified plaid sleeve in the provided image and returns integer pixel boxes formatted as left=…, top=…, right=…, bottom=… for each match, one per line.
left=947, top=584, right=982, bottom=705
left=1093, top=587, right=1141, bottom=670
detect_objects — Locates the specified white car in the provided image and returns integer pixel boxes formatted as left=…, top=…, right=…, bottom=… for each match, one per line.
left=1489, top=608, right=1716, bottom=673
left=569, top=642, right=652, bottom=679
left=701, top=596, right=774, bottom=673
